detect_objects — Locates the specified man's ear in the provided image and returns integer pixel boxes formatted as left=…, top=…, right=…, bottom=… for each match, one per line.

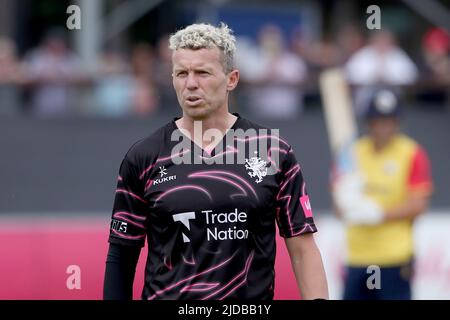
left=226, top=69, right=239, bottom=91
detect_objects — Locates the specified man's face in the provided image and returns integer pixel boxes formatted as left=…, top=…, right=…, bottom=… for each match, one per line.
left=367, top=117, right=399, bottom=145
left=172, top=47, right=239, bottom=119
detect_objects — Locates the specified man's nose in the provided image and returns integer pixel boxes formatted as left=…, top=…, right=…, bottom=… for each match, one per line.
left=186, top=72, right=199, bottom=90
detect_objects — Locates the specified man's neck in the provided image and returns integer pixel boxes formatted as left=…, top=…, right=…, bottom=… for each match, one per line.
left=177, top=112, right=236, bottom=134
left=175, top=111, right=238, bottom=150
left=372, top=136, right=395, bottom=153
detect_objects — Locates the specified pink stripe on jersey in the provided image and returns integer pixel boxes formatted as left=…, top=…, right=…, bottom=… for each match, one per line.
left=155, top=185, right=212, bottom=203
left=180, top=282, right=220, bottom=293
left=189, top=172, right=247, bottom=197
left=113, top=211, right=146, bottom=220
left=147, top=253, right=236, bottom=300
left=234, top=134, right=290, bottom=146
left=112, top=212, right=146, bottom=229
left=217, top=251, right=254, bottom=300
left=190, top=170, right=258, bottom=200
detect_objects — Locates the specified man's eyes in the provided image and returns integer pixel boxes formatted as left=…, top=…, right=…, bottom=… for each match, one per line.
left=175, top=70, right=210, bottom=77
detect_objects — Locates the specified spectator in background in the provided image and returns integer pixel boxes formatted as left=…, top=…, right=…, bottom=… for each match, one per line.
left=346, top=30, right=418, bottom=85
left=334, top=24, right=365, bottom=65
left=421, top=27, right=450, bottom=86
left=24, top=28, right=84, bottom=116
left=130, top=43, right=158, bottom=116
left=237, top=24, right=308, bottom=119
left=345, top=30, right=418, bottom=115
left=0, top=37, right=26, bottom=116
left=93, top=47, right=134, bottom=117
left=415, top=27, right=450, bottom=108
left=291, top=27, right=341, bottom=73
left=153, top=34, right=179, bottom=115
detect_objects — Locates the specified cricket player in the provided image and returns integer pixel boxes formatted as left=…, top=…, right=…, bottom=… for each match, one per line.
left=103, top=23, right=328, bottom=300
left=333, top=89, right=433, bottom=299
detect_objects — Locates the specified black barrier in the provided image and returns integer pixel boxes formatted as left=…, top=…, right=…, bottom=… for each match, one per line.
left=0, top=300, right=448, bottom=319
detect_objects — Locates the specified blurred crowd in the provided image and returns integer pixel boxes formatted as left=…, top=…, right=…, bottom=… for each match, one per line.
left=0, top=24, right=449, bottom=119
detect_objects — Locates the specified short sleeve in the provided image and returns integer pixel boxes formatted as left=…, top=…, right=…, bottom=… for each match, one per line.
left=108, top=156, right=149, bottom=247
left=275, top=146, right=317, bottom=238
left=408, top=146, right=433, bottom=196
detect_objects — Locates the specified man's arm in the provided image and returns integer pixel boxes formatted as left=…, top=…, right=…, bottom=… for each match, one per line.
left=384, top=193, right=430, bottom=222
left=285, top=233, right=329, bottom=300
left=103, top=243, right=141, bottom=300
left=333, top=144, right=433, bottom=224
left=104, top=152, right=149, bottom=299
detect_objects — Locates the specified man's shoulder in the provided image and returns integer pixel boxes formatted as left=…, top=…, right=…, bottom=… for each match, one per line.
left=394, top=134, right=427, bottom=158
left=237, top=116, right=270, bottom=131
left=356, top=134, right=421, bottom=153
left=237, top=116, right=285, bottom=137
left=355, top=136, right=371, bottom=146
left=237, top=116, right=293, bottom=148
left=394, top=134, right=418, bottom=147
left=240, top=118, right=294, bottom=161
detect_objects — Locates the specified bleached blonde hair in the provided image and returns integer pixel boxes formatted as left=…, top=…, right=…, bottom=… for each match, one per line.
left=169, top=22, right=236, bottom=73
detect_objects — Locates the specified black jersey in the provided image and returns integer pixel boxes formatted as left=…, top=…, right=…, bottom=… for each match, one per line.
left=108, top=113, right=317, bottom=300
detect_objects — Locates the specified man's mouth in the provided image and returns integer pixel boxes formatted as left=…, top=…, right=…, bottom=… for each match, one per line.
left=185, top=96, right=203, bottom=105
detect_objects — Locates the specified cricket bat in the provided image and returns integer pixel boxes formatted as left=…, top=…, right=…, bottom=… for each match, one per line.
left=319, top=68, right=358, bottom=176
left=319, top=69, right=384, bottom=224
